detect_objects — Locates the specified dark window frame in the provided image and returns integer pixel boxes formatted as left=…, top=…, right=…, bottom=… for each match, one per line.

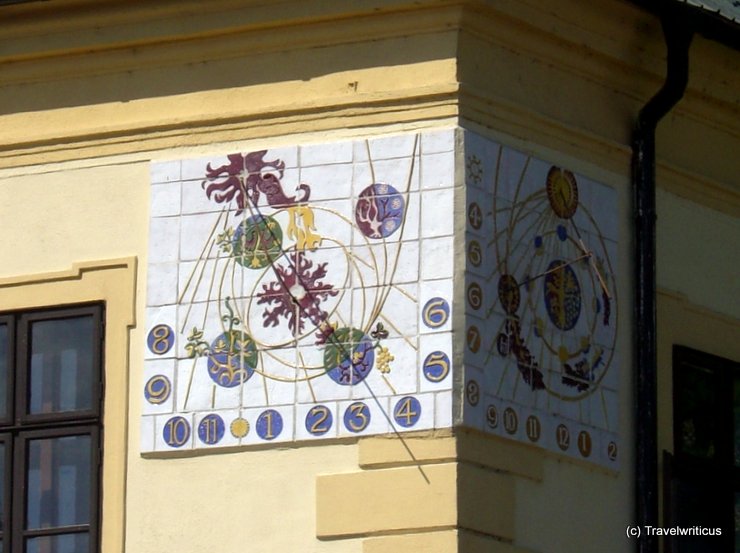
left=0, top=303, right=104, bottom=553
left=664, top=344, right=739, bottom=552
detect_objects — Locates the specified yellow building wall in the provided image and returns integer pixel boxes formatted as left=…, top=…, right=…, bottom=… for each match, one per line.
left=0, top=1, right=737, bottom=552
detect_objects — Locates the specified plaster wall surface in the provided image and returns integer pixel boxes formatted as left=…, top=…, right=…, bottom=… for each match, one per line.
left=459, top=134, right=634, bottom=553
left=0, top=153, right=368, bottom=553
left=656, top=188, right=740, bottom=320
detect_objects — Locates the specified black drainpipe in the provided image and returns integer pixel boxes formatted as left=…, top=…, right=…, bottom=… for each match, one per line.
left=631, top=4, right=693, bottom=553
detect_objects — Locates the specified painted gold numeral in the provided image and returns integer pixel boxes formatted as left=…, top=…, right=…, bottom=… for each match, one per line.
left=466, top=380, right=480, bottom=406
left=263, top=411, right=275, bottom=439
left=503, top=407, right=518, bottom=435
left=556, top=424, right=570, bottom=451
left=164, top=417, right=190, bottom=448
left=148, top=324, right=174, bottom=355
left=607, top=441, right=618, bottom=461
left=202, top=416, right=218, bottom=444
left=346, top=403, right=370, bottom=432
left=486, top=405, right=498, bottom=429
left=423, top=351, right=450, bottom=383
left=467, top=282, right=483, bottom=310
left=467, top=326, right=481, bottom=353
left=394, top=397, right=420, bottom=428
left=422, top=297, right=450, bottom=329
left=257, top=410, right=283, bottom=441
left=467, top=240, right=482, bottom=267
left=308, top=406, right=332, bottom=435
left=525, top=415, right=541, bottom=442
left=468, top=202, right=483, bottom=230
left=577, top=430, right=592, bottom=458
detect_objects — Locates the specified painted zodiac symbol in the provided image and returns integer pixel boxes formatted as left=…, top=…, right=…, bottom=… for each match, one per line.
left=203, top=151, right=311, bottom=213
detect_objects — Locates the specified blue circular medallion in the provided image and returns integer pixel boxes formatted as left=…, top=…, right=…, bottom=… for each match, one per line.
left=543, top=259, right=582, bottom=331
left=198, top=414, right=225, bottom=445
left=422, top=351, right=451, bottom=383
left=343, top=402, right=371, bottom=433
left=144, top=374, right=171, bottom=405
left=355, top=183, right=405, bottom=239
left=305, top=405, right=333, bottom=436
left=256, top=409, right=283, bottom=441
left=232, top=214, right=283, bottom=269
left=206, top=330, right=258, bottom=388
left=147, top=324, right=175, bottom=356
left=422, top=297, right=450, bottom=328
left=163, top=416, right=191, bottom=448
left=393, top=396, right=421, bottom=428
left=323, top=327, right=375, bottom=385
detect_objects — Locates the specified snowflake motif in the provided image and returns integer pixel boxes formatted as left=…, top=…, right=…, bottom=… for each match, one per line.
left=257, top=251, right=338, bottom=335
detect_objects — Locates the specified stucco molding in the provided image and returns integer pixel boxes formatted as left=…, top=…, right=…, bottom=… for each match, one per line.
left=0, top=88, right=458, bottom=168
left=460, top=89, right=740, bottom=217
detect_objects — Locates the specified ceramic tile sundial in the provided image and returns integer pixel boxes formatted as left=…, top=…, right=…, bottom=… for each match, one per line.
left=142, top=128, right=620, bottom=469
left=143, top=131, right=455, bottom=451
left=463, top=132, right=620, bottom=467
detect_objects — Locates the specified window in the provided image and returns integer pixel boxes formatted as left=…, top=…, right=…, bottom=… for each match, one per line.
left=665, top=345, right=739, bottom=552
left=0, top=305, right=103, bottom=553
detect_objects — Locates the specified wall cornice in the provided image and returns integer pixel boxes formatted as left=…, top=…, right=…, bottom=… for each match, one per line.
left=0, top=0, right=736, bottom=214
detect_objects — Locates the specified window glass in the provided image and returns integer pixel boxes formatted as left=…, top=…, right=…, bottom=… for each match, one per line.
left=736, top=492, right=740, bottom=553
left=29, top=317, right=94, bottom=414
left=26, top=435, right=91, bottom=529
left=25, top=533, right=88, bottom=553
left=734, top=374, right=740, bottom=468
left=675, top=361, right=717, bottom=460
left=0, top=324, right=7, bottom=418
left=0, top=440, right=4, bottom=531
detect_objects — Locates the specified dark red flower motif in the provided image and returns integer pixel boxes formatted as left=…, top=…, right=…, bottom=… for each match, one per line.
left=202, top=151, right=310, bottom=214
left=257, top=251, right=338, bottom=336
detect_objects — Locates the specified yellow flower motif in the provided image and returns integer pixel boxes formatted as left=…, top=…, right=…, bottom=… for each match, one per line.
left=214, top=338, right=228, bottom=353
left=376, top=346, right=394, bottom=374
left=216, top=228, right=235, bottom=254
left=319, top=320, right=338, bottom=333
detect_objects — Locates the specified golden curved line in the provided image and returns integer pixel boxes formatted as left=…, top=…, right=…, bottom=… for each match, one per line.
left=371, top=135, right=419, bottom=328
left=382, top=374, right=397, bottom=395
left=378, top=313, right=416, bottom=350
left=214, top=263, right=233, bottom=350
left=298, top=350, right=317, bottom=402
left=506, top=155, right=532, bottom=267
left=488, top=156, right=617, bottom=400
left=519, top=199, right=617, bottom=403
left=182, top=355, right=200, bottom=411
left=551, top=202, right=617, bottom=402
left=181, top=208, right=230, bottom=333
left=179, top=207, right=226, bottom=305
left=241, top=236, right=355, bottom=349
left=184, top=137, right=424, bottom=391
left=490, top=143, right=504, bottom=263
